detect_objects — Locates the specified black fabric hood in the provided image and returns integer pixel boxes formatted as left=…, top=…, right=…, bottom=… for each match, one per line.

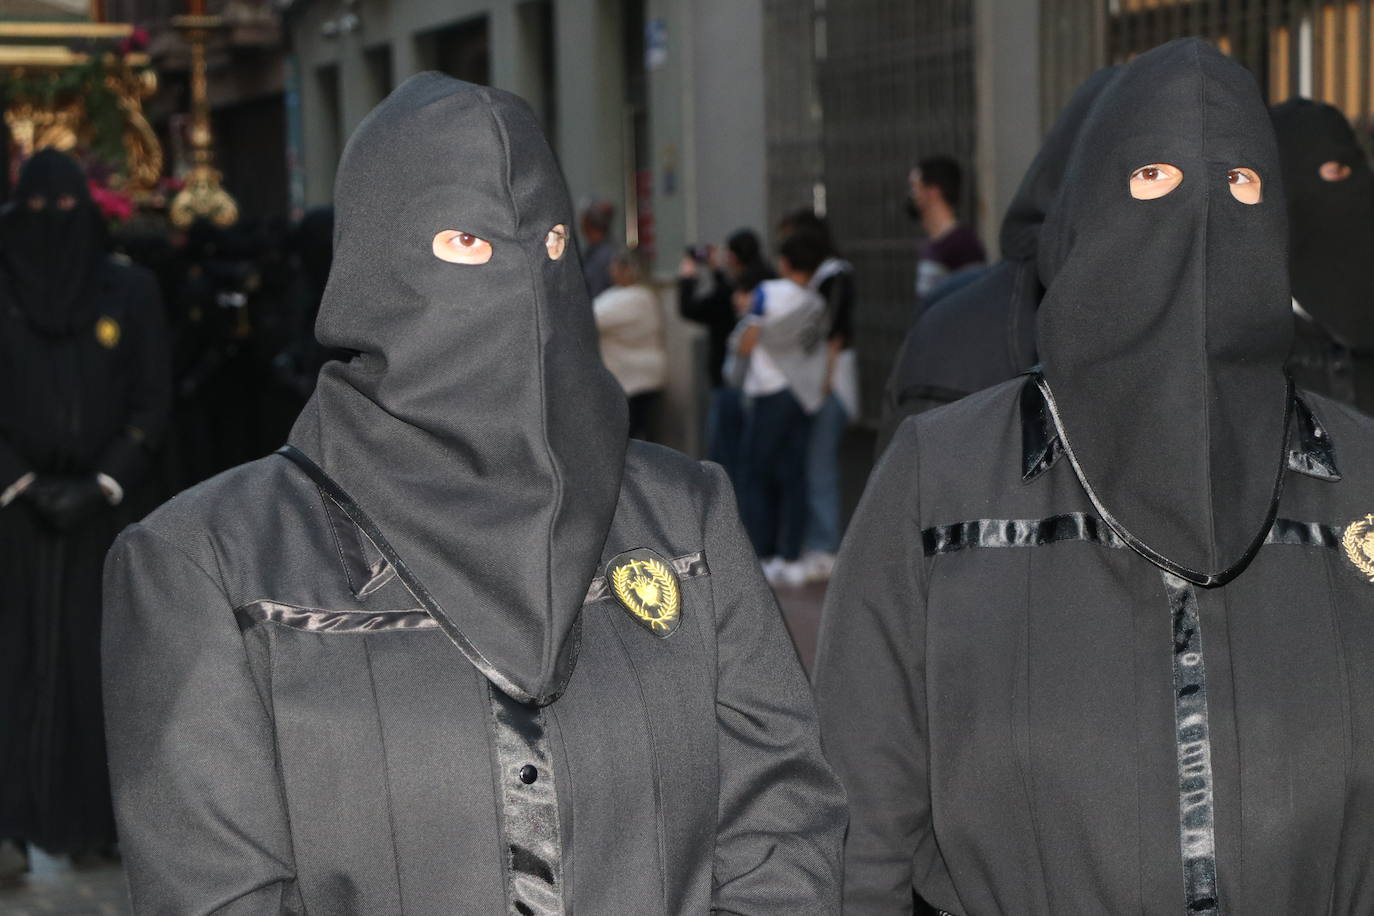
left=290, top=74, right=628, bottom=704
left=1271, top=98, right=1374, bottom=348
left=0, top=148, right=105, bottom=336
left=1037, top=39, right=1293, bottom=586
left=999, top=66, right=1120, bottom=262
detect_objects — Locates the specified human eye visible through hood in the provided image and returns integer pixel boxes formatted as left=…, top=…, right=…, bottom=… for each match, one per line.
left=432, top=229, right=493, bottom=265
left=1320, top=161, right=1353, bottom=182
left=545, top=224, right=567, bottom=260
left=1226, top=167, right=1262, bottom=204
left=1129, top=163, right=1184, bottom=199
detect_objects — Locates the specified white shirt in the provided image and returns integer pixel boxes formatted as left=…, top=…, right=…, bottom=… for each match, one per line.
left=743, top=279, right=828, bottom=412
left=593, top=284, right=668, bottom=396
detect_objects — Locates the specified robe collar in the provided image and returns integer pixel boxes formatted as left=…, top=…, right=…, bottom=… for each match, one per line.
left=1021, top=371, right=1339, bottom=485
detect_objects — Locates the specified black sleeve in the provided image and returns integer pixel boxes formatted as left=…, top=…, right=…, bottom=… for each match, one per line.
left=97, top=268, right=172, bottom=487
left=103, top=524, right=304, bottom=915
left=678, top=270, right=732, bottom=326
left=701, top=462, right=847, bottom=914
left=821, top=271, right=856, bottom=347
left=813, top=421, right=938, bottom=915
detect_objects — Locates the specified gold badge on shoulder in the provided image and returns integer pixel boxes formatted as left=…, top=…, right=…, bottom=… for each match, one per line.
left=95, top=316, right=120, bottom=349
left=1342, top=515, right=1374, bottom=582
left=607, top=548, right=682, bottom=637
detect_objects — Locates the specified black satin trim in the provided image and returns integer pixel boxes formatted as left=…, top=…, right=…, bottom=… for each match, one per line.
left=582, top=551, right=709, bottom=604
left=1162, top=572, right=1220, bottom=916
left=1288, top=395, right=1340, bottom=481
left=1033, top=376, right=1290, bottom=588
left=1022, top=378, right=1340, bottom=487
left=923, top=513, right=1125, bottom=556
left=275, top=446, right=580, bottom=708
left=1265, top=518, right=1341, bottom=548
left=321, top=491, right=395, bottom=597
left=234, top=600, right=434, bottom=633
left=1020, top=374, right=1060, bottom=482
left=488, top=686, right=565, bottom=916
left=925, top=515, right=1341, bottom=558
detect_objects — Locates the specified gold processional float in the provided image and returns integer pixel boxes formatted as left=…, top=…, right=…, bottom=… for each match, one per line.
left=1, top=0, right=237, bottom=227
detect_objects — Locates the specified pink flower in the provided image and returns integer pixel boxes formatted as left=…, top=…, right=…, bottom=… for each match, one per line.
left=88, top=180, right=134, bottom=222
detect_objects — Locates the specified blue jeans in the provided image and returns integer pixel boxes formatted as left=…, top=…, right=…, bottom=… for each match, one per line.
left=740, top=390, right=810, bottom=560
left=804, top=392, right=849, bottom=553
left=706, top=387, right=745, bottom=490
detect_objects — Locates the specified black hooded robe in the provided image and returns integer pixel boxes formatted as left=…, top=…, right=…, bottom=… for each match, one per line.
left=102, top=75, right=844, bottom=915
left=817, top=40, right=1374, bottom=914
left=0, top=150, right=170, bottom=853
left=1272, top=99, right=1374, bottom=414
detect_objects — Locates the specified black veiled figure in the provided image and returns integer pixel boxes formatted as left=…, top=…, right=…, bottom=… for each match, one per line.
left=103, top=75, right=844, bottom=915
left=820, top=40, right=1374, bottom=914
left=0, top=149, right=169, bottom=855
left=1272, top=98, right=1374, bottom=413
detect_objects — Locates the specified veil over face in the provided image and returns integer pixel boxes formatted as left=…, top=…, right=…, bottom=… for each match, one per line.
left=290, top=73, right=629, bottom=704
left=1271, top=98, right=1374, bottom=348
left=1037, top=38, right=1293, bottom=584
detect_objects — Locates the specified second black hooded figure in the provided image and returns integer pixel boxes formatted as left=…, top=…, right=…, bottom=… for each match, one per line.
left=103, top=75, right=844, bottom=915
left=1272, top=98, right=1374, bottom=413
left=817, top=40, right=1374, bottom=914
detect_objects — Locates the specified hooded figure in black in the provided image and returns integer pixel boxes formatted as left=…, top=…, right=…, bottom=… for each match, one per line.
left=1272, top=98, right=1374, bottom=412
left=876, top=66, right=1118, bottom=455
left=817, top=39, right=1374, bottom=914
left=103, top=74, right=844, bottom=915
left=0, top=149, right=169, bottom=861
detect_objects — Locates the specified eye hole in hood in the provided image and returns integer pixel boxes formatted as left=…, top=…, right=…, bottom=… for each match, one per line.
left=431, top=230, right=493, bottom=265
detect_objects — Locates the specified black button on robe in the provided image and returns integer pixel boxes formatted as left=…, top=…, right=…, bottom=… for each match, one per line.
left=816, top=377, right=1374, bottom=914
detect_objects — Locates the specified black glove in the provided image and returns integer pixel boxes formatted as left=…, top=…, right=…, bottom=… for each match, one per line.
left=23, top=475, right=109, bottom=532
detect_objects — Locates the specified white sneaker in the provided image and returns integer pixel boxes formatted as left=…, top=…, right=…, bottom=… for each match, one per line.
left=801, top=551, right=836, bottom=583
left=760, top=556, right=786, bottom=586
left=777, top=559, right=810, bottom=589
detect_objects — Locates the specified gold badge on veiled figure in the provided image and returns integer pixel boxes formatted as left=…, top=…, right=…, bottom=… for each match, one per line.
left=608, top=548, right=682, bottom=637
left=1341, top=515, right=1374, bottom=582
left=94, top=316, right=121, bottom=349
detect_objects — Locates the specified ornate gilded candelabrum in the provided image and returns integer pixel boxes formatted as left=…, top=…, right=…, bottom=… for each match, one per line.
left=169, top=10, right=238, bottom=227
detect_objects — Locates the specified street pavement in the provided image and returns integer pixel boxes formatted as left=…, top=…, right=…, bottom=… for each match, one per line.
left=0, top=849, right=130, bottom=915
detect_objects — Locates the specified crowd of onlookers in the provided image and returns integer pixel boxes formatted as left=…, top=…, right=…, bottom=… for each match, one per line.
left=587, top=154, right=987, bottom=588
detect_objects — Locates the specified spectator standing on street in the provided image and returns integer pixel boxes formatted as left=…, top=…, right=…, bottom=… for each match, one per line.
left=908, top=155, right=986, bottom=305
left=594, top=248, right=667, bottom=439
left=579, top=200, right=616, bottom=299
left=777, top=211, right=857, bottom=583
left=677, top=229, right=774, bottom=481
left=0, top=149, right=170, bottom=877
left=734, top=230, right=829, bottom=587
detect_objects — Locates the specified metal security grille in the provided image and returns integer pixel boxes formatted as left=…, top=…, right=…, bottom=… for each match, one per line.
left=764, top=0, right=977, bottom=425
left=1043, top=0, right=1374, bottom=133
left=763, top=0, right=825, bottom=239
left=822, top=0, right=976, bottom=424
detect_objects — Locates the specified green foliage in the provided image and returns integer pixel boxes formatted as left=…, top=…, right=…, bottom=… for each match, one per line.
left=3, top=56, right=140, bottom=168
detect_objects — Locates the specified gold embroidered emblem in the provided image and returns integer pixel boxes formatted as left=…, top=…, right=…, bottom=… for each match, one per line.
left=94, top=316, right=120, bottom=349
left=608, top=549, right=681, bottom=636
left=1341, top=515, right=1374, bottom=582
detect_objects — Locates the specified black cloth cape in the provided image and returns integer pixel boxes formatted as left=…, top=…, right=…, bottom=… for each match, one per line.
left=103, top=442, right=845, bottom=914
left=817, top=376, right=1374, bottom=914
left=0, top=256, right=169, bottom=852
